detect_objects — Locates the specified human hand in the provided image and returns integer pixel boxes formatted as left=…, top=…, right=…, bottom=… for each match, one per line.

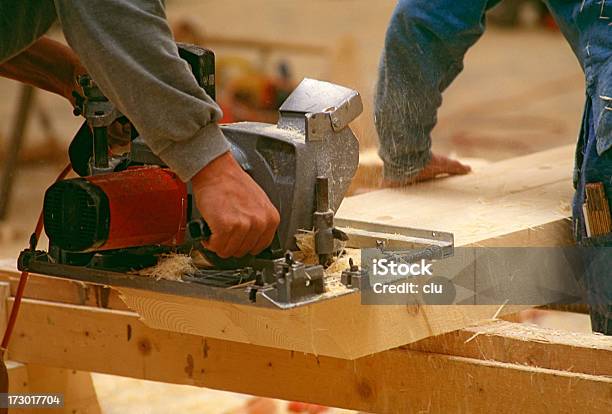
left=384, top=153, right=471, bottom=187
left=191, top=152, right=280, bottom=258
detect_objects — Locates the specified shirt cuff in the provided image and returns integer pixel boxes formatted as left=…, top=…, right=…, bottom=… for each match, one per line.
left=158, top=122, right=231, bottom=182
left=381, top=150, right=432, bottom=183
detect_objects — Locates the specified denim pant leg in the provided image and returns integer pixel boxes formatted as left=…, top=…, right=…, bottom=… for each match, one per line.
left=572, top=97, right=612, bottom=335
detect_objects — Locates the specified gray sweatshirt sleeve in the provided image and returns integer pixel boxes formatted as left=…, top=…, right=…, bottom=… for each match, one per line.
left=53, top=0, right=230, bottom=182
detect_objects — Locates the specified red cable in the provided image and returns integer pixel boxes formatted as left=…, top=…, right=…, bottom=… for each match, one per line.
left=1, top=163, right=72, bottom=352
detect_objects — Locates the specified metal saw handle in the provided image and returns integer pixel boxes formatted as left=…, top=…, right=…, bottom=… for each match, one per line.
left=188, top=218, right=213, bottom=242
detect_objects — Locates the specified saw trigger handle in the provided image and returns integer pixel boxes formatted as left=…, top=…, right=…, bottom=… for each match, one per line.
left=188, top=218, right=212, bottom=242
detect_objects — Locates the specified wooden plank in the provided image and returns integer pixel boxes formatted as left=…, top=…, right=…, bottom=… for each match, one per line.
left=0, top=265, right=524, bottom=359
left=407, top=320, right=612, bottom=377
left=337, top=145, right=575, bottom=247
left=118, top=286, right=524, bottom=359
left=6, top=361, right=29, bottom=394
left=7, top=298, right=611, bottom=414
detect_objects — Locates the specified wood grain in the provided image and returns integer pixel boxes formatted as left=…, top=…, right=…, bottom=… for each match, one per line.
left=337, top=145, right=575, bottom=247
left=119, top=286, right=524, bottom=359
left=6, top=298, right=611, bottom=414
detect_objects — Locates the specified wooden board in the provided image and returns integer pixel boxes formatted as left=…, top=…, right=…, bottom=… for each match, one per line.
left=6, top=298, right=611, bottom=414
left=0, top=262, right=524, bottom=359
left=338, top=145, right=575, bottom=247
left=118, top=286, right=524, bottom=359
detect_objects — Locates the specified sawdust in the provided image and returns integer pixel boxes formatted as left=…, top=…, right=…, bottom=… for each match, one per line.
left=326, top=248, right=360, bottom=275
left=294, top=229, right=359, bottom=293
left=132, top=253, right=196, bottom=281
left=294, top=230, right=318, bottom=265
left=131, top=231, right=358, bottom=290
left=294, top=229, right=353, bottom=271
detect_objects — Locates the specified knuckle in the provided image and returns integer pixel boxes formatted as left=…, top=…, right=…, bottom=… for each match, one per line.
left=216, top=216, right=232, bottom=230
left=236, top=219, right=251, bottom=233
left=251, top=216, right=266, bottom=231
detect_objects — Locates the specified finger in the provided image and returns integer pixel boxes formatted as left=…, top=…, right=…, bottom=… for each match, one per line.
left=202, top=232, right=228, bottom=255
left=218, top=223, right=250, bottom=258
left=250, top=211, right=279, bottom=255
left=203, top=222, right=246, bottom=258
left=235, top=220, right=263, bottom=257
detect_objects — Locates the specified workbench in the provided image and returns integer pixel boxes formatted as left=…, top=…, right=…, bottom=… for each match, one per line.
left=0, top=146, right=610, bottom=413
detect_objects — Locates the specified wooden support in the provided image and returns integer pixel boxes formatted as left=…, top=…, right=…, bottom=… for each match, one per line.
left=5, top=362, right=101, bottom=414
left=23, top=365, right=101, bottom=414
left=6, top=298, right=611, bottom=413
left=0, top=281, right=101, bottom=414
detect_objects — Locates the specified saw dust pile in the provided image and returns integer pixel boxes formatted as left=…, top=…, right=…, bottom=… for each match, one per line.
left=294, top=229, right=360, bottom=276
left=131, top=253, right=197, bottom=281
left=294, top=230, right=319, bottom=265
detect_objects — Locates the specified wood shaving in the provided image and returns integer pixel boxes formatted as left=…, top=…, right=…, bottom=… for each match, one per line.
left=294, top=230, right=318, bottom=265
left=132, top=253, right=196, bottom=281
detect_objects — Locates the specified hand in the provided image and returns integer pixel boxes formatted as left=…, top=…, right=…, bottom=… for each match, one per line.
left=385, top=153, right=471, bottom=187
left=191, top=152, right=280, bottom=258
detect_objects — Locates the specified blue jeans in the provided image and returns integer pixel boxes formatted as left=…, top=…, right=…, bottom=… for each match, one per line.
left=376, top=0, right=612, bottom=333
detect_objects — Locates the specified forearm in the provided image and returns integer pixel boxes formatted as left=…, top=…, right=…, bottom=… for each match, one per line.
left=375, top=0, right=497, bottom=181
left=0, top=37, right=85, bottom=104
left=53, top=0, right=230, bottom=182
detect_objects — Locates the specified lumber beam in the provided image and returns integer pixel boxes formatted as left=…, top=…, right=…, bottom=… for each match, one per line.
left=117, top=286, right=525, bottom=359
left=6, top=298, right=611, bottom=413
left=23, top=365, right=101, bottom=414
